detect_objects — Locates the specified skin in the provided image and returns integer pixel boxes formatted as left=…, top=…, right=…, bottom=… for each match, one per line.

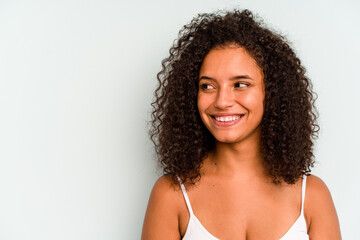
left=142, top=45, right=341, bottom=240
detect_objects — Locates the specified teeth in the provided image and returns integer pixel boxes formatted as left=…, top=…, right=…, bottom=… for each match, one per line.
left=215, top=115, right=242, bottom=122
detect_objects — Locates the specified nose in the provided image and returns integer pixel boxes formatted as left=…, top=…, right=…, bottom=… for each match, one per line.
left=214, top=87, right=234, bottom=109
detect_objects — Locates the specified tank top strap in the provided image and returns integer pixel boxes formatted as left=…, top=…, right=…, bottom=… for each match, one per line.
left=176, top=175, right=194, bottom=216
left=301, top=174, right=307, bottom=215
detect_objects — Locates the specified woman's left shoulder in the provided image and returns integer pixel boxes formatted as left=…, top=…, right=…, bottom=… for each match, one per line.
left=305, top=174, right=331, bottom=198
left=304, top=174, right=342, bottom=239
left=304, top=174, right=335, bottom=214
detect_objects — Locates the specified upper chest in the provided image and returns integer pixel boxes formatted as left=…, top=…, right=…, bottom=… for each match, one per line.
left=178, top=177, right=304, bottom=240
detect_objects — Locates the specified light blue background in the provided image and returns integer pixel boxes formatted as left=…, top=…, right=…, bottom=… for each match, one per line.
left=0, top=0, right=359, bottom=239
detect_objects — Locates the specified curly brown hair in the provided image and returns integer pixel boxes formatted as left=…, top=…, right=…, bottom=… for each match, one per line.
left=150, top=9, right=319, bottom=185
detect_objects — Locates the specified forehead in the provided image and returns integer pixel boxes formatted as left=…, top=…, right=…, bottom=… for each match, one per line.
left=199, top=46, right=264, bottom=81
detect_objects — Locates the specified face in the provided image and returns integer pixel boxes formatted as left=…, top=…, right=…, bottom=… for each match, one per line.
left=197, top=45, right=265, bottom=144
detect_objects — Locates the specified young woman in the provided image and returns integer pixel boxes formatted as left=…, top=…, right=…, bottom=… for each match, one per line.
left=142, top=10, right=341, bottom=240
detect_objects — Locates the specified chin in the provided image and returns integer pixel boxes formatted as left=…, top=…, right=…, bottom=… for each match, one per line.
left=213, top=134, right=242, bottom=144
left=212, top=129, right=260, bottom=144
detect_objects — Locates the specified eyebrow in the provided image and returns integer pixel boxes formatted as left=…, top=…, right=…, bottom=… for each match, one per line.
left=199, top=75, right=254, bottom=81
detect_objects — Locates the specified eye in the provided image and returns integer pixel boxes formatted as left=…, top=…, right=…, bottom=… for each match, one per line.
left=200, top=83, right=214, bottom=90
left=235, top=82, right=249, bottom=88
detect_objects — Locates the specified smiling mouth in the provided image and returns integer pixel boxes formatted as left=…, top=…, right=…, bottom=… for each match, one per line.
left=211, top=114, right=245, bottom=123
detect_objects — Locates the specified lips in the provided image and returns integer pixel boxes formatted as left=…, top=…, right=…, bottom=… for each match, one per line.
left=210, top=114, right=245, bottom=126
left=214, top=115, right=242, bottom=122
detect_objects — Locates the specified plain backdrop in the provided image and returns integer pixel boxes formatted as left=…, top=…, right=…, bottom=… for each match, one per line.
left=0, top=0, right=359, bottom=239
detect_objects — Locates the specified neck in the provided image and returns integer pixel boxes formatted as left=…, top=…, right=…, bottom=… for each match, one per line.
left=207, top=129, right=266, bottom=180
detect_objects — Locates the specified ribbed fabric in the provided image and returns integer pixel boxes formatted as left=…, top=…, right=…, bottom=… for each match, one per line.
left=177, top=175, right=309, bottom=240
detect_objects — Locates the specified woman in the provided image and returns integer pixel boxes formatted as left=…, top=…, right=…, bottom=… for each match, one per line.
left=142, top=9, right=341, bottom=240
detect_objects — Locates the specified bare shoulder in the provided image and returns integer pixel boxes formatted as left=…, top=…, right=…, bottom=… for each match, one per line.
left=305, top=174, right=332, bottom=207
left=150, top=175, right=181, bottom=200
left=305, top=174, right=342, bottom=239
left=141, top=175, right=182, bottom=240
left=306, top=174, right=330, bottom=195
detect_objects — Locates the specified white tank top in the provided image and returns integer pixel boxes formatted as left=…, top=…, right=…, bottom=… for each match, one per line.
left=177, top=175, right=309, bottom=240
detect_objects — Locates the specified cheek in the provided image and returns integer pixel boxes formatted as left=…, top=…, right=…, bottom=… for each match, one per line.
left=239, top=91, right=265, bottom=112
left=197, top=93, right=212, bottom=126
left=197, top=93, right=208, bottom=113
